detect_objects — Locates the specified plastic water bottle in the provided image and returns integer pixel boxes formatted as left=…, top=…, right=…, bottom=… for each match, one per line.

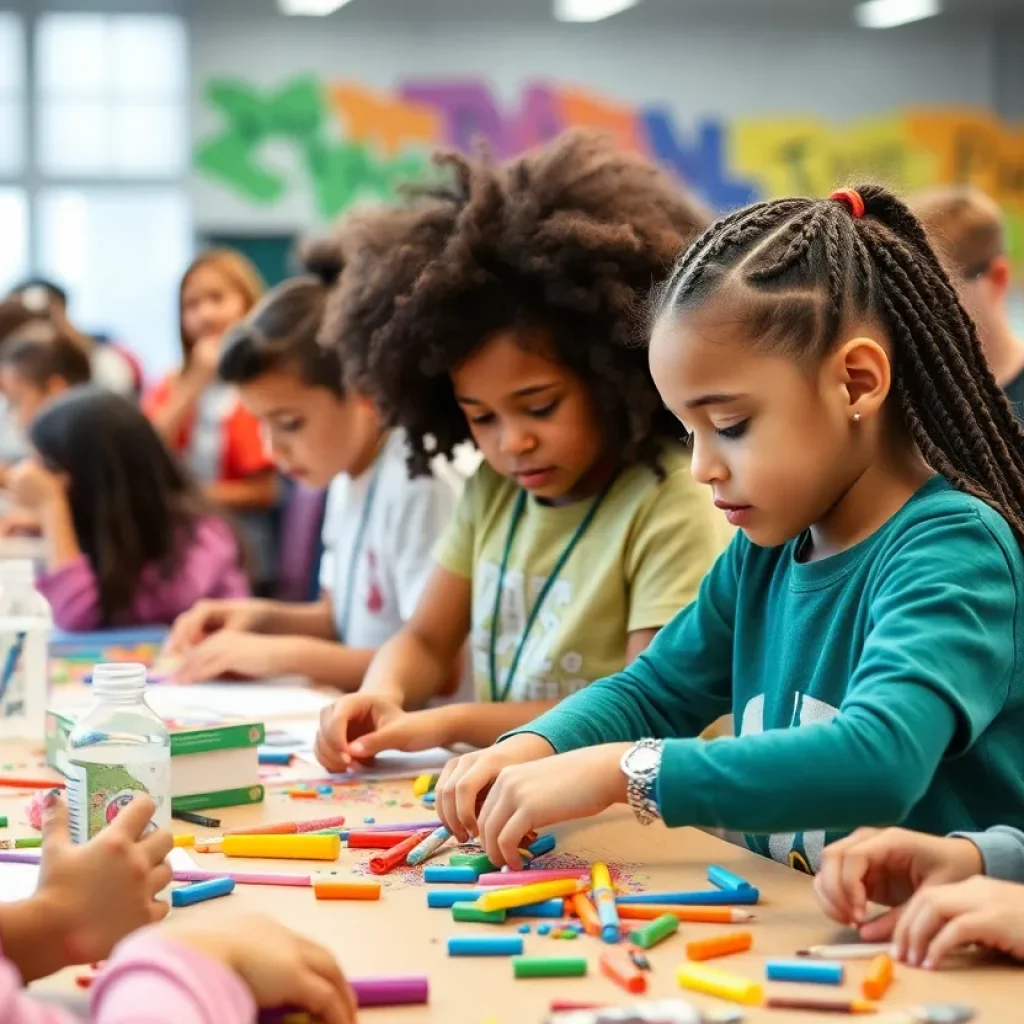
left=0, top=559, right=52, bottom=742
left=66, top=663, right=171, bottom=844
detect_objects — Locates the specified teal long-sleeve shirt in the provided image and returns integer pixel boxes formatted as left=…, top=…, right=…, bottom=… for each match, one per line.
left=512, top=477, right=1024, bottom=871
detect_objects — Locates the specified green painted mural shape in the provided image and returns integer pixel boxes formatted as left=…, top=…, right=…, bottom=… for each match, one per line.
left=195, top=76, right=430, bottom=218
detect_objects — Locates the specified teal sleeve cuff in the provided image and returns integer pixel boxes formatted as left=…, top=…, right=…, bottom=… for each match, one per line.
left=949, top=826, right=1024, bottom=882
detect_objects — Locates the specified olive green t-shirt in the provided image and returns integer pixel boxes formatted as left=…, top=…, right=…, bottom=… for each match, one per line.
left=433, top=443, right=728, bottom=704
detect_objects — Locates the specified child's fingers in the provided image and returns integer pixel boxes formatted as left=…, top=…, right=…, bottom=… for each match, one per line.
left=149, top=897, right=171, bottom=924
left=922, top=909, right=993, bottom=969
left=858, top=904, right=903, bottom=942
left=141, top=828, right=174, bottom=865
left=894, top=885, right=961, bottom=966
left=290, top=970, right=345, bottom=1024
left=148, top=860, right=173, bottom=898
left=453, top=762, right=494, bottom=841
left=108, top=794, right=157, bottom=840
left=299, top=938, right=355, bottom=1023
left=494, top=811, right=532, bottom=872
left=40, top=791, right=71, bottom=849
left=316, top=701, right=355, bottom=767
left=433, top=757, right=461, bottom=838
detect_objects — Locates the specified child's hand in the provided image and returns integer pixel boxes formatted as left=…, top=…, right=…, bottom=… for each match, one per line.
left=37, top=792, right=173, bottom=967
left=815, top=827, right=984, bottom=939
left=165, top=598, right=268, bottom=655
left=891, top=876, right=1024, bottom=968
left=314, top=693, right=405, bottom=770
left=173, top=630, right=288, bottom=683
left=331, top=705, right=462, bottom=762
left=7, top=459, right=66, bottom=512
left=160, top=915, right=356, bottom=1024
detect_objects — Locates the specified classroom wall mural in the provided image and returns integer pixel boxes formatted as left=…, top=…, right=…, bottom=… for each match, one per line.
left=194, top=75, right=1024, bottom=262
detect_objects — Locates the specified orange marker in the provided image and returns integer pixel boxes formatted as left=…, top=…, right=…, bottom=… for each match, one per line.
left=685, top=931, right=753, bottom=961
left=600, top=947, right=646, bottom=995
left=616, top=904, right=755, bottom=924
left=573, top=893, right=602, bottom=937
left=862, top=953, right=893, bottom=1000
left=313, top=880, right=381, bottom=901
left=288, top=788, right=319, bottom=800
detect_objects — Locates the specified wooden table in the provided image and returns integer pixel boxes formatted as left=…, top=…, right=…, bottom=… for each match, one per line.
left=2, top=743, right=1017, bottom=1022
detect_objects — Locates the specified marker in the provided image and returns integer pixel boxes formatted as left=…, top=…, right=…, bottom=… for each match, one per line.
left=616, top=904, right=755, bottom=924
left=447, top=936, right=523, bottom=957
left=313, top=880, right=381, bottom=901
left=449, top=852, right=498, bottom=873
left=477, top=877, right=589, bottom=912
left=764, top=994, right=877, bottom=1014
left=707, top=865, right=754, bottom=891
left=225, top=816, right=346, bottom=837
left=351, top=976, right=428, bottom=1008
left=477, top=869, right=587, bottom=886
left=452, top=904, right=506, bottom=924
left=766, top=959, right=844, bottom=985
left=221, top=834, right=341, bottom=861
left=617, top=888, right=759, bottom=906
left=172, top=810, right=220, bottom=828
left=370, top=829, right=433, bottom=875
left=0, top=838, right=42, bottom=850
left=572, top=893, right=602, bottom=938
left=599, top=948, right=646, bottom=994
left=257, top=750, right=293, bottom=765
left=590, top=862, right=620, bottom=944
left=685, top=931, right=753, bottom=961
left=676, top=962, right=763, bottom=1005
left=512, top=957, right=587, bottom=979
left=406, top=826, right=452, bottom=866
left=346, top=831, right=420, bottom=849
left=863, top=953, right=893, bottom=1000
left=423, top=865, right=479, bottom=884
left=170, top=877, right=235, bottom=907
left=173, top=835, right=195, bottom=848
left=629, top=913, right=679, bottom=950
left=797, top=942, right=892, bottom=960
left=524, top=834, right=556, bottom=858
left=412, top=774, right=438, bottom=797
left=172, top=869, right=311, bottom=887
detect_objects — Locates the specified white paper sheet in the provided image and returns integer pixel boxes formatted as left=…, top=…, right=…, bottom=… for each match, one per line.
left=143, top=682, right=336, bottom=721
left=294, top=746, right=454, bottom=781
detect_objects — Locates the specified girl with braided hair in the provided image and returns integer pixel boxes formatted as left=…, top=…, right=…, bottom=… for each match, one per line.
left=314, top=131, right=727, bottom=766
left=435, top=185, right=1024, bottom=891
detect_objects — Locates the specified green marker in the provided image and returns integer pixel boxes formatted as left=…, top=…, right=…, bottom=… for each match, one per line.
left=629, top=912, right=679, bottom=949
left=452, top=903, right=506, bottom=924
left=449, top=852, right=498, bottom=873
left=16, top=837, right=42, bottom=849
left=0, top=816, right=7, bottom=828
left=512, top=957, right=587, bottom=979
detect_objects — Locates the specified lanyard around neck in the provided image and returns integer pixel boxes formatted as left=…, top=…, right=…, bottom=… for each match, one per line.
left=339, top=457, right=384, bottom=644
left=487, top=481, right=613, bottom=704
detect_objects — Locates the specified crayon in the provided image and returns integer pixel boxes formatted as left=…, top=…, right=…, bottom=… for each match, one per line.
left=423, top=865, right=479, bottom=884
left=766, top=959, right=843, bottom=985
left=477, top=869, right=588, bottom=886
left=412, top=774, right=438, bottom=797
left=629, top=913, right=679, bottom=950
left=477, top=878, right=589, bottom=912
left=288, top=789, right=319, bottom=799
left=406, top=826, right=452, bottom=866
left=370, top=829, right=433, bottom=875
left=616, top=904, right=755, bottom=924
left=618, top=888, right=759, bottom=906
left=427, top=888, right=486, bottom=908
left=313, top=880, right=381, bottom=901
left=172, top=869, right=311, bottom=887
left=572, top=893, right=602, bottom=937
left=221, top=834, right=340, bottom=861
left=524, top=834, right=556, bottom=858
left=513, top=957, right=587, bottom=979
left=258, top=750, right=293, bottom=765
left=449, top=852, right=498, bottom=873
left=591, top=862, right=620, bottom=944
left=173, top=835, right=195, bottom=847
left=707, top=865, right=754, bottom=891
left=599, top=948, right=646, bottom=994
left=506, top=899, right=566, bottom=919
left=685, top=931, right=752, bottom=961
left=0, top=838, right=42, bottom=850
left=797, top=942, right=891, bottom=959
left=172, top=810, right=220, bottom=828
left=351, top=976, right=428, bottom=1008
left=0, top=778, right=64, bottom=790
left=448, top=936, right=523, bottom=957
left=676, top=962, right=763, bottom=1005
left=0, top=816, right=7, bottom=827
left=452, top=904, right=506, bottom=924
left=225, top=816, right=346, bottom=837
left=170, top=877, right=235, bottom=907
left=862, top=953, right=893, bottom=1000
left=764, top=994, right=877, bottom=1014
left=346, top=831, right=419, bottom=849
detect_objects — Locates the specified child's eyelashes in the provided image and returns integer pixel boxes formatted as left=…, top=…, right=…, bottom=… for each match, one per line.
left=528, top=401, right=559, bottom=419
left=468, top=413, right=495, bottom=426
left=716, top=420, right=750, bottom=440
left=466, top=402, right=559, bottom=427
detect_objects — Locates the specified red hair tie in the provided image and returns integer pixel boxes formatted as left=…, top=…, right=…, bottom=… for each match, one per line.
left=830, top=188, right=865, bottom=219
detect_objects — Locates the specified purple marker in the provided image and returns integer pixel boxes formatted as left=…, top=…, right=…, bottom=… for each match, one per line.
left=352, top=976, right=429, bottom=1007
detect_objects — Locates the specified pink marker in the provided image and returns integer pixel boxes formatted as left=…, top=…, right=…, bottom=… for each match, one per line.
left=476, top=869, right=590, bottom=886
left=172, top=869, right=311, bottom=887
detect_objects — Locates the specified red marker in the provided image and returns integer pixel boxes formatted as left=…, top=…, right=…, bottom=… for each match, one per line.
left=347, top=831, right=420, bottom=849
left=370, top=830, right=433, bottom=875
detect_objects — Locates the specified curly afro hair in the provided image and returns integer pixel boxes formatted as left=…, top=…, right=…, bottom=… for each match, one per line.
left=330, top=130, right=711, bottom=477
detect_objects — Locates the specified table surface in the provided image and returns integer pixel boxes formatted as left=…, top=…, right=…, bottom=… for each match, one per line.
left=2, top=722, right=1018, bottom=1023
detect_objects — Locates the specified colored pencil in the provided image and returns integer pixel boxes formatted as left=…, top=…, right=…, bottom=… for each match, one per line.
left=0, top=778, right=64, bottom=790
left=615, top=904, right=756, bottom=924
left=797, top=942, right=892, bottom=960
left=171, top=869, right=312, bottom=887
left=224, top=815, right=345, bottom=837
left=764, top=994, right=877, bottom=1013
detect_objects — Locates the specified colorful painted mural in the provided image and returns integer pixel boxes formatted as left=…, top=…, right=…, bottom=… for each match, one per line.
left=195, top=75, right=1024, bottom=261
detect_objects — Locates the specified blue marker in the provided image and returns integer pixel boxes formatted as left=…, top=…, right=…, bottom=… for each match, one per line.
left=422, top=792, right=437, bottom=805
left=423, top=865, right=479, bottom=884
left=407, top=826, right=452, bottom=866
left=617, top=888, right=759, bottom=906
left=427, top=888, right=484, bottom=908
left=447, top=936, right=523, bottom=957
left=766, top=959, right=844, bottom=985
left=171, top=877, right=236, bottom=908
left=524, top=834, right=556, bottom=858
left=257, top=750, right=293, bottom=766
left=707, top=865, right=754, bottom=891
left=507, top=899, right=564, bottom=919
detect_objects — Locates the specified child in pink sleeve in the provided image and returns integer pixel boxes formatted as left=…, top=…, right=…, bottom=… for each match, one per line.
left=6, top=386, right=249, bottom=631
left=0, top=793, right=353, bottom=1024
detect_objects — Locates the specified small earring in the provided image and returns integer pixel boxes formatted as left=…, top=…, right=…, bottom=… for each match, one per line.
left=852, top=411, right=862, bottom=423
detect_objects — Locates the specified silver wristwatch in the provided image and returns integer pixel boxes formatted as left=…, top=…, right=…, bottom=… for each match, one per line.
left=620, top=738, right=664, bottom=825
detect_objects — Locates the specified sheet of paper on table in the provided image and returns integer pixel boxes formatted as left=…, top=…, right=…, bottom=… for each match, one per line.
left=144, top=682, right=336, bottom=720
left=292, top=745, right=454, bottom=781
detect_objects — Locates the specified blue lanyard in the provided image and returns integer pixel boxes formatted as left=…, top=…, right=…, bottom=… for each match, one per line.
left=339, top=458, right=383, bottom=643
left=487, top=482, right=612, bottom=704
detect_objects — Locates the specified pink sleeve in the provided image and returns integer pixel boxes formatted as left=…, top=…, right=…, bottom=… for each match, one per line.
left=0, top=937, right=84, bottom=1024
left=91, top=931, right=255, bottom=1024
left=35, top=556, right=102, bottom=632
left=178, top=518, right=250, bottom=604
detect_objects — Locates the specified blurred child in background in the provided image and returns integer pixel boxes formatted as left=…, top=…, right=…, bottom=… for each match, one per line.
left=10, top=386, right=248, bottom=631
left=912, top=186, right=1024, bottom=418
left=145, top=250, right=277, bottom=591
left=166, top=230, right=463, bottom=691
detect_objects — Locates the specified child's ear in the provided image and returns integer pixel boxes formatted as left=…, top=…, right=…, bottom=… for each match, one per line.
left=986, top=255, right=1011, bottom=301
left=834, top=335, right=890, bottom=422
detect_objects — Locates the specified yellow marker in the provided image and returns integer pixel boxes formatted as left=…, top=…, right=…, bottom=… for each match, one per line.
left=172, top=834, right=195, bottom=848
left=676, top=962, right=763, bottom=1006
left=412, top=773, right=435, bottom=797
left=221, top=834, right=341, bottom=861
left=476, top=877, right=589, bottom=912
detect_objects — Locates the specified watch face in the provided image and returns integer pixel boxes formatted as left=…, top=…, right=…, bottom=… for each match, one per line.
left=628, top=746, right=660, bottom=774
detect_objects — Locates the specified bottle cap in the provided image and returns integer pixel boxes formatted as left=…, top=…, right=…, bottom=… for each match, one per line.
left=0, top=560, right=35, bottom=590
left=91, top=662, right=147, bottom=698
